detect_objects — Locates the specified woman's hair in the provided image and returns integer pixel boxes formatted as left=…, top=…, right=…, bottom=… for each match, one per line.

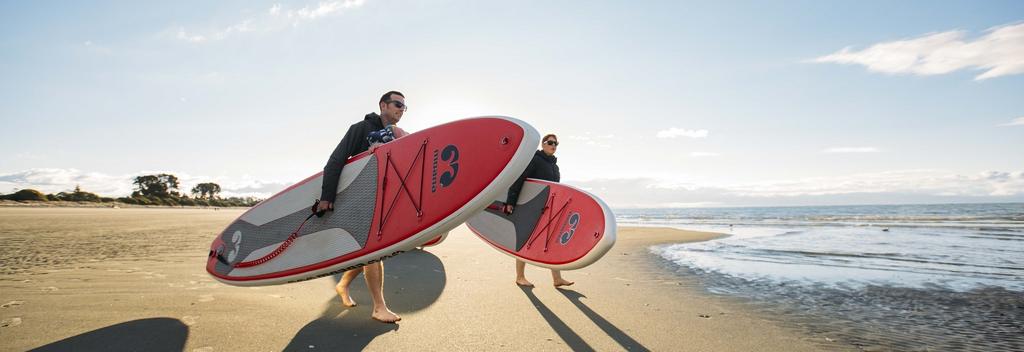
left=542, top=134, right=557, bottom=142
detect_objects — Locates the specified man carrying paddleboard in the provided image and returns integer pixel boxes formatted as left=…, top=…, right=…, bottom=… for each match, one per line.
left=315, top=90, right=408, bottom=323
left=504, top=134, right=575, bottom=288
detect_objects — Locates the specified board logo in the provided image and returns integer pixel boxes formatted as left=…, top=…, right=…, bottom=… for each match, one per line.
left=432, top=144, right=459, bottom=192
left=227, top=230, right=243, bottom=262
left=558, top=212, right=580, bottom=245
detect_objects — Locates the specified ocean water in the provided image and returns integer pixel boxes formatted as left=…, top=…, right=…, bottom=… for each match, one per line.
left=619, top=203, right=1024, bottom=351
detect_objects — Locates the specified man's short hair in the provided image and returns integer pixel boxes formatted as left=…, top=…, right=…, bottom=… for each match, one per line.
left=542, top=134, right=558, bottom=142
left=379, top=91, right=405, bottom=104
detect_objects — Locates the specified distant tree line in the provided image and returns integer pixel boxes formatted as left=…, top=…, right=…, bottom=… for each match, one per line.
left=0, top=173, right=262, bottom=207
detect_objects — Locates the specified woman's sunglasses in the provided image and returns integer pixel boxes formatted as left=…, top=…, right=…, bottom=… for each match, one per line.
left=544, top=140, right=559, bottom=146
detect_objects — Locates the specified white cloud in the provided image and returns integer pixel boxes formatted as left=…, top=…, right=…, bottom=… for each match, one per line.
left=176, top=28, right=208, bottom=43
left=6, top=168, right=1022, bottom=207
left=689, top=152, right=719, bottom=157
left=283, top=0, right=366, bottom=20
left=822, top=147, right=880, bottom=153
left=811, top=22, right=1024, bottom=80
left=0, top=169, right=135, bottom=196
left=0, top=168, right=290, bottom=199
left=656, top=128, right=708, bottom=139
left=724, top=170, right=1024, bottom=198
left=1000, top=116, right=1024, bottom=126
left=174, top=1, right=367, bottom=43
left=570, top=169, right=1024, bottom=208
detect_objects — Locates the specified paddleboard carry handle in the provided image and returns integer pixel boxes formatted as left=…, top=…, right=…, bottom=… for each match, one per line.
left=312, top=199, right=327, bottom=218
left=210, top=245, right=231, bottom=266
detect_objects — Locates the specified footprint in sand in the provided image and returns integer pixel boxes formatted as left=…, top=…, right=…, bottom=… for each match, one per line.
left=182, top=316, right=199, bottom=326
left=197, top=295, right=214, bottom=303
left=2, top=301, right=25, bottom=308
left=1, top=317, right=22, bottom=328
left=40, top=286, right=59, bottom=292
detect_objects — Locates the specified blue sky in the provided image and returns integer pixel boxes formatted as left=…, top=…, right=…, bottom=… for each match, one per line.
left=2, top=1, right=1022, bottom=207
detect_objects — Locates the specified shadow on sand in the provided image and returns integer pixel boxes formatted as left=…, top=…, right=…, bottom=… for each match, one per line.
left=519, top=286, right=596, bottom=352
left=29, top=317, right=188, bottom=352
left=559, top=289, right=651, bottom=352
left=282, top=249, right=447, bottom=351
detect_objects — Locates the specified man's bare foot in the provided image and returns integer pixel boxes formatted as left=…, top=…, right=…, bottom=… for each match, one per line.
left=335, top=285, right=357, bottom=307
left=371, top=308, right=401, bottom=323
left=516, top=278, right=534, bottom=287
left=553, top=279, right=574, bottom=287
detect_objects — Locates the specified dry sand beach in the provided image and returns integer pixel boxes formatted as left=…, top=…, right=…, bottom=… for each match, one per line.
left=0, top=207, right=833, bottom=351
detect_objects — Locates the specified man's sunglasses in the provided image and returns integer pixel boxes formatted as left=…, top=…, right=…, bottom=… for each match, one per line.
left=544, top=140, right=559, bottom=146
left=386, top=100, right=407, bottom=111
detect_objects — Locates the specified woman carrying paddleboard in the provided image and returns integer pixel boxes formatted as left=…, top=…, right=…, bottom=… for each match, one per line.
left=316, top=90, right=409, bottom=323
left=503, top=134, right=575, bottom=288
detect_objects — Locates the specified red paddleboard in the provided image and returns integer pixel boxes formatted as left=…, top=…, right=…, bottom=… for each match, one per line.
left=420, top=231, right=448, bottom=247
left=207, top=117, right=539, bottom=286
left=466, top=179, right=616, bottom=270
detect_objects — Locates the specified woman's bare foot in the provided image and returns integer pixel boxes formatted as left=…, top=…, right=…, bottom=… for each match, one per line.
left=553, top=279, right=574, bottom=288
left=516, top=278, right=534, bottom=287
left=371, top=307, right=401, bottom=323
left=335, top=284, right=357, bottom=307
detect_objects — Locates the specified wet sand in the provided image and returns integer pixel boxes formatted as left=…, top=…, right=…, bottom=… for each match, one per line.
left=0, top=207, right=831, bottom=351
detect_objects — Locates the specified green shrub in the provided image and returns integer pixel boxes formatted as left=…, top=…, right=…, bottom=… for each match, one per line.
left=161, top=197, right=180, bottom=206
left=132, top=196, right=153, bottom=205
left=10, top=189, right=48, bottom=201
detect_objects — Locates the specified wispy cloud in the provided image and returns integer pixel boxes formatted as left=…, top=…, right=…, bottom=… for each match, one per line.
left=656, top=128, right=709, bottom=139
left=822, top=147, right=880, bottom=153
left=689, top=152, right=719, bottom=157
left=811, top=22, right=1024, bottom=80
left=565, top=133, right=617, bottom=148
left=0, top=168, right=289, bottom=198
left=173, top=1, right=367, bottom=43
left=279, top=0, right=366, bottom=20
left=1000, top=116, right=1024, bottom=126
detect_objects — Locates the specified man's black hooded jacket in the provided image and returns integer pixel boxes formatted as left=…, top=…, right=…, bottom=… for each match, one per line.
left=320, top=112, right=385, bottom=203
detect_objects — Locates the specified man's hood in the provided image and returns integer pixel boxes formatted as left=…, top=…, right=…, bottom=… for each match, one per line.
left=364, top=112, right=385, bottom=129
